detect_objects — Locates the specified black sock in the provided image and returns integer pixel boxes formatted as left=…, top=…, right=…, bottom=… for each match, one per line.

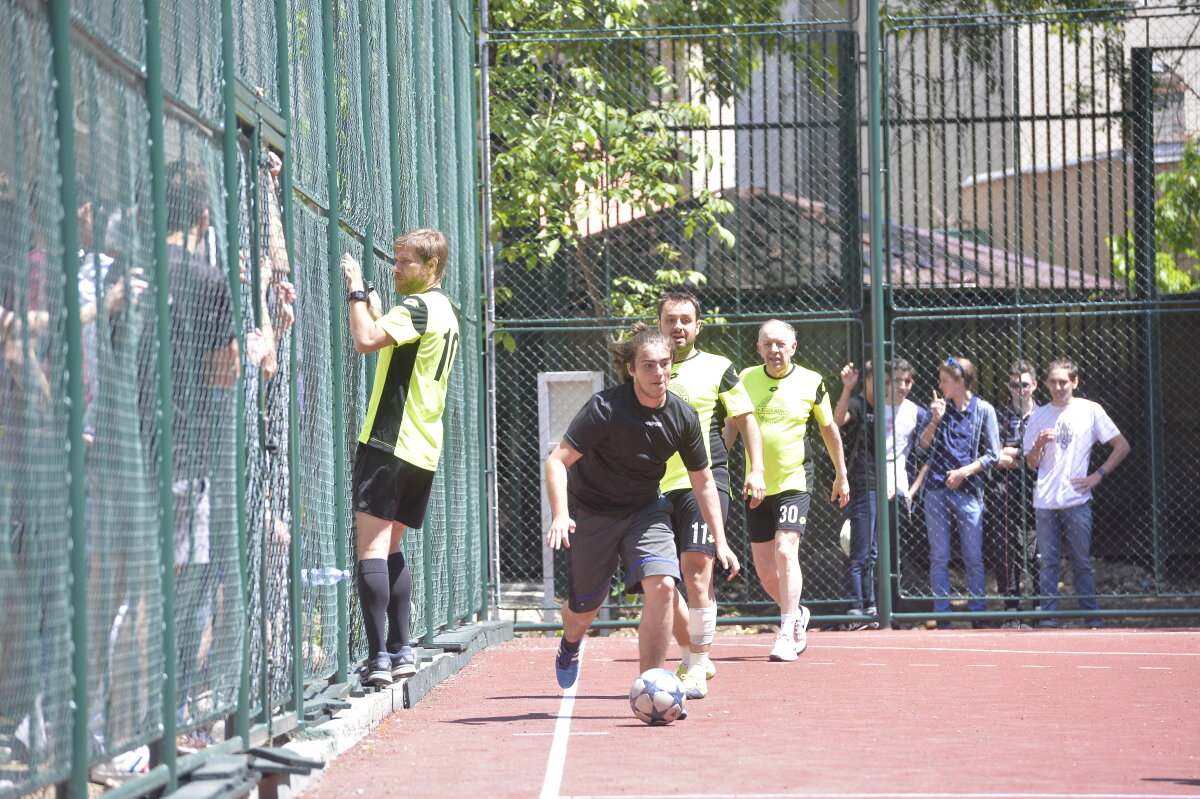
left=386, top=551, right=412, bottom=653
left=561, top=636, right=581, bottom=653
left=356, top=558, right=390, bottom=657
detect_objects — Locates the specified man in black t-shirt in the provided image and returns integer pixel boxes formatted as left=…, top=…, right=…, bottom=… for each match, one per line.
left=544, top=326, right=739, bottom=693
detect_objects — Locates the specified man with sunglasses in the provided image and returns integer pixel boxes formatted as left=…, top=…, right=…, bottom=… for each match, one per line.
left=985, top=360, right=1040, bottom=627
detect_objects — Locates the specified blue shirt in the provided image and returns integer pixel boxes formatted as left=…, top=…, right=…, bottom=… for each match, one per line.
left=924, top=395, right=999, bottom=497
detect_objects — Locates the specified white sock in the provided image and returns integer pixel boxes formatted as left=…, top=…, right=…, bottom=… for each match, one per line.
left=780, top=614, right=797, bottom=636
left=687, top=657, right=709, bottom=678
left=677, top=642, right=690, bottom=668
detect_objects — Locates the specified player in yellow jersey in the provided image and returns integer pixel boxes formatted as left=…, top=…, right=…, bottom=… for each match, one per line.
left=732, top=320, right=849, bottom=662
left=341, top=230, right=460, bottom=687
left=657, top=291, right=765, bottom=700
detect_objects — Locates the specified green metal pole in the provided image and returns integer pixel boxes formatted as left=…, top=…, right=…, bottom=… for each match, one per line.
left=322, top=0, right=350, bottom=683
left=220, top=0, right=252, bottom=744
left=1130, top=48, right=1164, bottom=588
left=358, top=0, right=375, bottom=395
left=48, top=0, right=87, bottom=793
left=413, top=0, right=434, bottom=223
left=250, top=123, right=272, bottom=731
left=143, top=0, right=178, bottom=785
left=385, top=0, right=402, bottom=237
left=274, top=0, right=305, bottom=724
left=867, top=0, right=892, bottom=628
left=477, top=0, right=498, bottom=621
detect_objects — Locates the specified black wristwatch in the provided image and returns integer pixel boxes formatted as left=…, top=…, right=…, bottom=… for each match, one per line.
left=348, top=290, right=369, bottom=303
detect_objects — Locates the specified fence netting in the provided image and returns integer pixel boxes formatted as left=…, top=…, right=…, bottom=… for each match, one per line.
left=484, top=0, right=1200, bottom=628
left=0, top=0, right=484, bottom=794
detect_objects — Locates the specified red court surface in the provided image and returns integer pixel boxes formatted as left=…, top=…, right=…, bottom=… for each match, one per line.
left=304, top=629, right=1200, bottom=799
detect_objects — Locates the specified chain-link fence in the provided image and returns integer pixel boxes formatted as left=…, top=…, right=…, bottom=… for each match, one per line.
left=484, top=0, right=1200, bottom=629
left=0, top=0, right=484, bottom=795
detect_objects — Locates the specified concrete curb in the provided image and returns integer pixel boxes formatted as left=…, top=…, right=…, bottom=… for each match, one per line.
left=255, top=620, right=513, bottom=799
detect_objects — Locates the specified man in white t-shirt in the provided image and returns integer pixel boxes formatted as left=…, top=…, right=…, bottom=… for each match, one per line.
left=1023, top=359, right=1130, bottom=628
left=884, top=359, right=922, bottom=502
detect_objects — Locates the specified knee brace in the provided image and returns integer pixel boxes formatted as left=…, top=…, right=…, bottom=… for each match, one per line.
left=688, top=606, right=716, bottom=648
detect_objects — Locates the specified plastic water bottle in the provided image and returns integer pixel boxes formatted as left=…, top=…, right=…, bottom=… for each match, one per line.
left=302, top=567, right=350, bottom=587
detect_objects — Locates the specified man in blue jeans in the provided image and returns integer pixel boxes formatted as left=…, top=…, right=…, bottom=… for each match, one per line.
left=916, top=356, right=999, bottom=628
left=1023, top=359, right=1129, bottom=628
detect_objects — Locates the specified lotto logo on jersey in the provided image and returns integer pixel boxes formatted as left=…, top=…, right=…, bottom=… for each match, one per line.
left=668, top=381, right=689, bottom=403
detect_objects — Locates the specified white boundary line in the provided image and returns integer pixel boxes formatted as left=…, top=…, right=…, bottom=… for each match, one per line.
left=560, top=793, right=1195, bottom=798
left=540, top=658, right=581, bottom=799
left=559, top=787, right=1190, bottom=791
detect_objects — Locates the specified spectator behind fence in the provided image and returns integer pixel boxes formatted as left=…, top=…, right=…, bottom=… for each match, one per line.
left=833, top=358, right=925, bottom=628
left=1023, top=359, right=1130, bottom=629
left=916, top=356, right=999, bottom=628
left=986, top=359, right=1040, bottom=628
left=732, top=320, right=849, bottom=660
left=154, top=160, right=239, bottom=713
left=833, top=360, right=880, bottom=630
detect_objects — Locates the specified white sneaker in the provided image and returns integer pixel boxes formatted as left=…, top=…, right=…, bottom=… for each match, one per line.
left=676, top=657, right=717, bottom=681
left=681, top=669, right=708, bottom=699
left=793, top=606, right=812, bottom=655
left=769, top=633, right=797, bottom=662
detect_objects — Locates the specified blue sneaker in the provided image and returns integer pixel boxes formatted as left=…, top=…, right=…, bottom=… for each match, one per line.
left=554, top=640, right=583, bottom=689
left=364, top=653, right=392, bottom=688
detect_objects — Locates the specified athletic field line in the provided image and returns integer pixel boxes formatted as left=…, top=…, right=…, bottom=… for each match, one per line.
left=559, top=787, right=1190, bottom=791
left=540, top=659, right=581, bottom=799
left=560, top=793, right=1196, bottom=799
left=742, top=643, right=1200, bottom=658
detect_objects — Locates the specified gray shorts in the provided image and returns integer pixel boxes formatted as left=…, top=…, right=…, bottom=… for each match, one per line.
left=565, top=496, right=680, bottom=613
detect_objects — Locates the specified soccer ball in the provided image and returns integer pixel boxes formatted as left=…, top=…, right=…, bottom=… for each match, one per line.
left=629, top=668, right=686, bottom=726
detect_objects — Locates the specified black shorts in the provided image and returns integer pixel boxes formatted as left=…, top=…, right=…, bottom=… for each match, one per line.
left=746, top=490, right=811, bottom=544
left=665, top=468, right=731, bottom=557
left=352, top=444, right=435, bottom=529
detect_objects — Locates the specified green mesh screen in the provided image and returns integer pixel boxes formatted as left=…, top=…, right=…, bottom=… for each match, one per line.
left=294, top=207, right=339, bottom=683
left=0, top=8, right=73, bottom=795
left=2, top=0, right=485, bottom=791
left=72, top=43, right=164, bottom=765
left=288, top=0, right=328, bottom=205
left=234, top=0, right=280, bottom=109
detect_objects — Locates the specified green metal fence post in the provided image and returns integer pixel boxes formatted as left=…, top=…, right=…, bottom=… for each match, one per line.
left=1130, top=47, right=1164, bottom=586
left=48, top=0, right=87, bottom=793
left=477, top=0, right=499, bottom=621
left=322, top=0, right=350, bottom=684
left=867, top=0, right=892, bottom=628
left=452, top=0, right=479, bottom=621
left=142, top=0, right=178, bottom=785
left=221, top=0, right=252, bottom=744
left=274, top=0, right=304, bottom=723
left=385, top=0, right=401, bottom=237
left=414, top=0, right=434, bottom=223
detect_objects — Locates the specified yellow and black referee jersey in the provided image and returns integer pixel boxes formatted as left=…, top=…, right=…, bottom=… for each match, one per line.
left=358, top=287, right=461, bottom=471
left=660, top=349, right=755, bottom=494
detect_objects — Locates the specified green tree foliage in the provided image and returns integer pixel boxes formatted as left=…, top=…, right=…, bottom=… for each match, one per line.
left=1109, top=137, right=1200, bottom=294
left=488, top=0, right=796, bottom=318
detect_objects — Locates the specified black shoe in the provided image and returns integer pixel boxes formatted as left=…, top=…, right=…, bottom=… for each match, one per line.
left=390, top=646, right=418, bottom=678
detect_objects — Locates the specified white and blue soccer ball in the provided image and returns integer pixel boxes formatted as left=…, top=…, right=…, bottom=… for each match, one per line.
left=629, top=668, right=686, bottom=726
